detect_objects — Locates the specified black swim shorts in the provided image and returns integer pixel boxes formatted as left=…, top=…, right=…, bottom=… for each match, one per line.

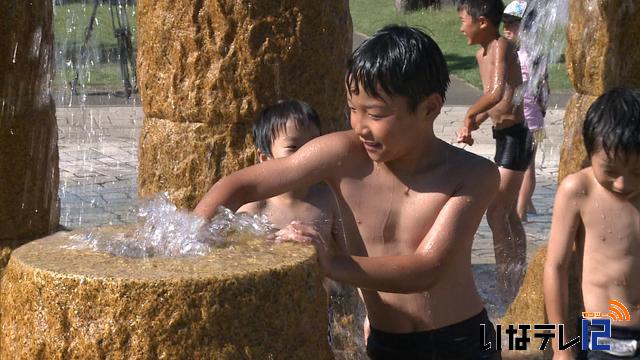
left=366, top=309, right=502, bottom=360
left=493, top=122, right=534, bottom=171
left=580, top=323, right=640, bottom=359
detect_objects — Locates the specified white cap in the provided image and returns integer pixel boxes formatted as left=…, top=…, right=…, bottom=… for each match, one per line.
left=504, top=0, right=527, bottom=19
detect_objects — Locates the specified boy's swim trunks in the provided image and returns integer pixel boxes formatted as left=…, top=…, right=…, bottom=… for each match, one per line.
left=366, top=308, right=501, bottom=359
left=580, top=323, right=640, bottom=359
left=493, top=121, right=533, bottom=171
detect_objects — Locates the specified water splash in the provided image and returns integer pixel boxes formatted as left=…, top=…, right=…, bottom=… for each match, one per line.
left=519, top=0, right=569, bottom=98
left=66, top=193, right=276, bottom=258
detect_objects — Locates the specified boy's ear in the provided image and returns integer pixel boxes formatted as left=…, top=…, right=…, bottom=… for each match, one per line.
left=478, top=16, right=489, bottom=29
left=420, top=93, right=444, bottom=121
left=257, top=150, right=270, bottom=163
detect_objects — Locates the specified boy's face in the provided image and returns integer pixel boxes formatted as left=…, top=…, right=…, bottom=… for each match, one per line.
left=503, top=21, right=520, bottom=42
left=264, top=119, right=320, bottom=161
left=590, top=148, right=640, bottom=199
left=458, top=8, right=481, bottom=45
left=347, top=85, right=429, bottom=163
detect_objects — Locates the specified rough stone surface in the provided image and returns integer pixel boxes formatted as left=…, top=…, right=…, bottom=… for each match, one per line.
left=138, top=117, right=256, bottom=209
left=500, top=246, right=583, bottom=360
left=558, top=93, right=597, bottom=183
left=0, top=0, right=59, bottom=242
left=0, top=0, right=54, bottom=122
left=136, top=0, right=352, bottom=131
left=0, top=103, right=59, bottom=241
left=0, top=228, right=332, bottom=359
left=566, top=0, right=640, bottom=96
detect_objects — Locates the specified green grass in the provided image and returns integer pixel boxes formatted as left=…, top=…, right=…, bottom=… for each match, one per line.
left=54, top=63, right=129, bottom=89
left=350, top=0, right=572, bottom=92
left=53, top=3, right=137, bottom=90
left=51, top=2, right=572, bottom=91
left=54, top=3, right=137, bottom=49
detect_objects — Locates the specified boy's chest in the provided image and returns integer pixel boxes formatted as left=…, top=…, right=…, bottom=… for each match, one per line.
left=582, top=199, right=640, bottom=255
left=338, top=174, right=452, bottom=255
left=264, top=202, right=329, bottom=234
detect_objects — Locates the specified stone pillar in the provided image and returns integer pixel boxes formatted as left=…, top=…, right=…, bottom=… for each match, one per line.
left=500, top=247, right=582, bottom=360
left=559, top=0, right=640, bottom=182
left=137, top=0, right=352, bottom=209
left=0, top=0, right=59, bottom=265
left=0, top=229, right=332, bottom=358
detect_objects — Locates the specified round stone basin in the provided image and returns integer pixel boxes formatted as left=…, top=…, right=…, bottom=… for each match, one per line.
left=0, top=227, right=332, bottom=359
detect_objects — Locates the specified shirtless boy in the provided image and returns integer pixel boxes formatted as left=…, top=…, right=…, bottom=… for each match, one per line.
left=457, top=0, right=531, bottom=302
left=544, top=87, right=640, bottom=359
left=235, top=99, right=364, bottom=354
left=236, top=99, right=342, bottom=246
left=195, top=25, right=501, bottom=359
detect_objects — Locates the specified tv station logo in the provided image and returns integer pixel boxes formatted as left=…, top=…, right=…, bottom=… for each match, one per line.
left=481, top=300, right=632, bottom=353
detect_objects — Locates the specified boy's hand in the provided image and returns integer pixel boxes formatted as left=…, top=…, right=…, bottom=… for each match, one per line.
left=274, top=221, right=329, bottom=271
left=464, top=114, right=479, bottom=131
left=456, top=126, right=475, bottom=145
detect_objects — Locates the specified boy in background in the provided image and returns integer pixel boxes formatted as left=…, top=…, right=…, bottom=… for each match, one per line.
left=544, top=87, right=640, bottom=360
left=457, top=0, right=531, bottom=302
left=195, top=25, right=501, bottom=359
left=236, top=99, right=365, bottom=357
left=237, top=99, right=342, bottom=246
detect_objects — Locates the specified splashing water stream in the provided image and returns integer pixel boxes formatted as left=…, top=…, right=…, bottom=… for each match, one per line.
left=519, top=0, right=569, bottom=99
left=65, top=194, right=276, bottom=258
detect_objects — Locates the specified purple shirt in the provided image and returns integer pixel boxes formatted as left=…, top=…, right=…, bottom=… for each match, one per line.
left=518, top=49, right=547, bottom=131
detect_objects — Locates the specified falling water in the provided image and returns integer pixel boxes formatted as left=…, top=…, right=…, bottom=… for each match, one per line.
left=519, top=0, right=569, bottom=99
left=53, top=0, right=140, bottom=229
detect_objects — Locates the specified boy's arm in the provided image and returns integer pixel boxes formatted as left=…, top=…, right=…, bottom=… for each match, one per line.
left=464, top=40, right=510, bottom=126
left=543, top=175, right=584, bottom=359
left=286, top=160, right=500, bottom=293
left=474, top=112, right=490, bottom=127
left=193, top=132, right=351, bottom=219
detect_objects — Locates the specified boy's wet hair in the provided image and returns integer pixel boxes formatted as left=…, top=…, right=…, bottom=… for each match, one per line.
left=252, top=99, right=321, bottom=157
left=457, top=0, right=505, bottom=27
left=346, top=25, right=450, bottom=112
left=583, top=87, right=640, bottom=158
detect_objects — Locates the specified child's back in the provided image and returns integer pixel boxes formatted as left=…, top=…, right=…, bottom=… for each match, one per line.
left=476, top=37, right=523, bottom=128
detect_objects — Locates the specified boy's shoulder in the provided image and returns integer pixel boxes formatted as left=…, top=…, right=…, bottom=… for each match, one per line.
left=444, top=143, right=500, bottom=187
left=314, top=130, right=362, bottom=154
left=557, top=168, right=593, bottom=200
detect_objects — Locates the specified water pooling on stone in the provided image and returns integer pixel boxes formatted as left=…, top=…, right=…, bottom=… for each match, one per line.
left=66, top=193, right=276, bottom=258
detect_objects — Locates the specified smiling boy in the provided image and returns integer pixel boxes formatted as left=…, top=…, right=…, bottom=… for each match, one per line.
left=457, top=0, right=531, bottom=303
left=195, top=25, right=501, bottom=359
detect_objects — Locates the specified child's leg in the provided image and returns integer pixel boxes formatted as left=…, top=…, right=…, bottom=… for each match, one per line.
left=508, top=205, right=526, bottom=290
left=517, top=138, right=539, bottom=221
left=517, top=160, right=536, bottom=221
left=487, top=167, right=525, bottom=303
